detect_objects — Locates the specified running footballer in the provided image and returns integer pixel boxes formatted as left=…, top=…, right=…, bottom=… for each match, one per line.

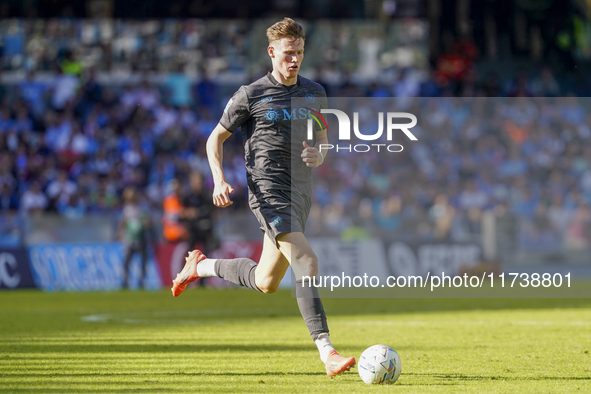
left=171, top=18, right=356, bottom=377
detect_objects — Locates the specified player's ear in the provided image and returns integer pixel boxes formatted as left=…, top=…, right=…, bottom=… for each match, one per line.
left=268, top=46, right=274, bottom=58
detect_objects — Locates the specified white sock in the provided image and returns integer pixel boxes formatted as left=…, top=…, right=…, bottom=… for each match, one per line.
left=315, top=333, right=335, bottom=363
left=196, top=258, right=219, bottom=277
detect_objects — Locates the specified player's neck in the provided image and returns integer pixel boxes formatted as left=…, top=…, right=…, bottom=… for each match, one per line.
left=271, top=69, right=297, bottom=86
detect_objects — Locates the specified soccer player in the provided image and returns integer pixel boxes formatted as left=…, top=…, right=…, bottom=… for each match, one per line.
left=171, top=18, right=356, bottom=377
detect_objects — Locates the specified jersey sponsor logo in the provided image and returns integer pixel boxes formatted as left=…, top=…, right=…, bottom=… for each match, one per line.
left=224, top=98, right=233, bottom=113
left=265, top=108, right=281, bottom=123
left=270, top=216, right=283, bottom=227
left=305, top=94, right=316, bottom=103
left=282, top=108, right=313, bottom=120
left=261, top=97, right=273, bottom=102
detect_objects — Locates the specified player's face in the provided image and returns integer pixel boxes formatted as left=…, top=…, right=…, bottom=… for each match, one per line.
left=269, top=37, right=304, bottom=81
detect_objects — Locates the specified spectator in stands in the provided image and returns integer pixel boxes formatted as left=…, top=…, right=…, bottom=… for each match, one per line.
left=50, top=66, right=78, bottom=110
left=480, top=72, right=500, bottom=97
left=0, top=70, right=6, bottom=103
left=57, top=191, right=87, bottom=219
left=195, top=67, right=218, bottom=111
left=393, top=68, right=420, bottom=98
left=153, top=102, right=178, bottom=136
left=429, top=194, right=455, bottom=240
left=0, top=106, right=13, bottom=133
left=137, top=79, right=160, bottom=111
left=60, top=49, right=83, bottom=77
left=435, top=34, right=476, bottom=88
left=565, top=203, right=591, bottom=250
left=166, top=63, right=192, bottom=107
left=77, top=68, right=103, bottom=113
left=13, top=106, right=33, bottom=134
left=18, top=70, right=47, bottom=115
left=46, top=170, right=77, bottom=210
left=376, top=195, right=403, bottom=238
left=458, top=181, right=488, bottom=211
left=507, top=71, right=533, bottom=97
left=531, top=67, right=560, bottom=97
left=419, top=70, right=442, bottom=97
left=0, top=183, right=18, bottom=211
left=0, top=209, right=21, bottom=246
left=20, top=181, right=47, bottom=214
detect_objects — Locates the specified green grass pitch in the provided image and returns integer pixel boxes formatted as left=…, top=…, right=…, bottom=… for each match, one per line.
left=1, top=289, right=590, bottom=393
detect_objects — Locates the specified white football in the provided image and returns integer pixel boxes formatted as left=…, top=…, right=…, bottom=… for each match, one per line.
left=358, top=344, right=401, bottom=384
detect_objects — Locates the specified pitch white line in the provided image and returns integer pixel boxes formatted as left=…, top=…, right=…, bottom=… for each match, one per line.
left=80, top=307, right=291, bottom=324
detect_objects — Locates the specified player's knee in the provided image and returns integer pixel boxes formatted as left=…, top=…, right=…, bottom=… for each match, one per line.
left=259, top=284, right=279, bottom=294
left=256, top=276, right=280, bottom=294
left=294, top=255, right=318, bottom=278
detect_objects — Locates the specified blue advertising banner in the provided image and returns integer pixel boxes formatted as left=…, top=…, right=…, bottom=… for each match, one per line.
left=0, top=248, right=36, bottom=289
left=28, top=243, right=162, bottom=291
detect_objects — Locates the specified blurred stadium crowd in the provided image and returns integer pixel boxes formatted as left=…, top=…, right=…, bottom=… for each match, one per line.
left=0, top=19, right=590, bottom=252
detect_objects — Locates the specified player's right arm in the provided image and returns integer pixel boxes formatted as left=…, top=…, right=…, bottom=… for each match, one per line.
left=206, top=123, right=234, bottom=208
left=209, top=86, right=250, bottom=208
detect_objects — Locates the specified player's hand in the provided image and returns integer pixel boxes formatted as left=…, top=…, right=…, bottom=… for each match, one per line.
left=213, top=181, right=234, bottom=208
left=301, top=141, right=324, bottom=168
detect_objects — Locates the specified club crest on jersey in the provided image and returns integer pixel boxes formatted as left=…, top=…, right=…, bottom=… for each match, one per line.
left=305, top=94, right=316, bottom=103
left=265, top=108, right=281, bottom=123
left=270, top=216, right=283, bottom=227
left=261, top=97, right=273, bottom=102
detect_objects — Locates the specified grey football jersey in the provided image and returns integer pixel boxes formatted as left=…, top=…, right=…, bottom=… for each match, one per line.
left=220, top=72, right=326, bottom=197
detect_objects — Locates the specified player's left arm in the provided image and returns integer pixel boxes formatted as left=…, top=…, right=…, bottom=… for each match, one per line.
left=301, top=127, right=328, bottom=168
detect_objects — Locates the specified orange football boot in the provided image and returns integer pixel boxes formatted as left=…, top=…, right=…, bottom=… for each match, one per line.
left=171, top=250, right=206, bottom=297
left=325, top=350, right=356, bottom=377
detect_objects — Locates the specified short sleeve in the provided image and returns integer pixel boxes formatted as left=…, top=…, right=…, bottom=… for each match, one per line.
left=219, top=86, right=250, bottom=132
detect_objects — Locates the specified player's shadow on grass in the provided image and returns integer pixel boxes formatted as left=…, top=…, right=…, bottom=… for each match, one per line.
left=322, top=297, right=591, bottom=317
left=404, top=372, right=590, bottom=382
left=4, top=371, right=327, bottom=377
left=5, top=343, right=319, bottom=354
left=0, top=391, right=169, bottom=393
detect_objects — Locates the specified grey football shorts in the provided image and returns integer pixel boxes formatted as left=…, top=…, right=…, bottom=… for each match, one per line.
left=248, top=187, right=311, bottom=245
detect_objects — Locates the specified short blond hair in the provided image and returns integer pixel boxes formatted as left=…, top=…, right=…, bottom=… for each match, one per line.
left=266, top=18, right=305, bottom=44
